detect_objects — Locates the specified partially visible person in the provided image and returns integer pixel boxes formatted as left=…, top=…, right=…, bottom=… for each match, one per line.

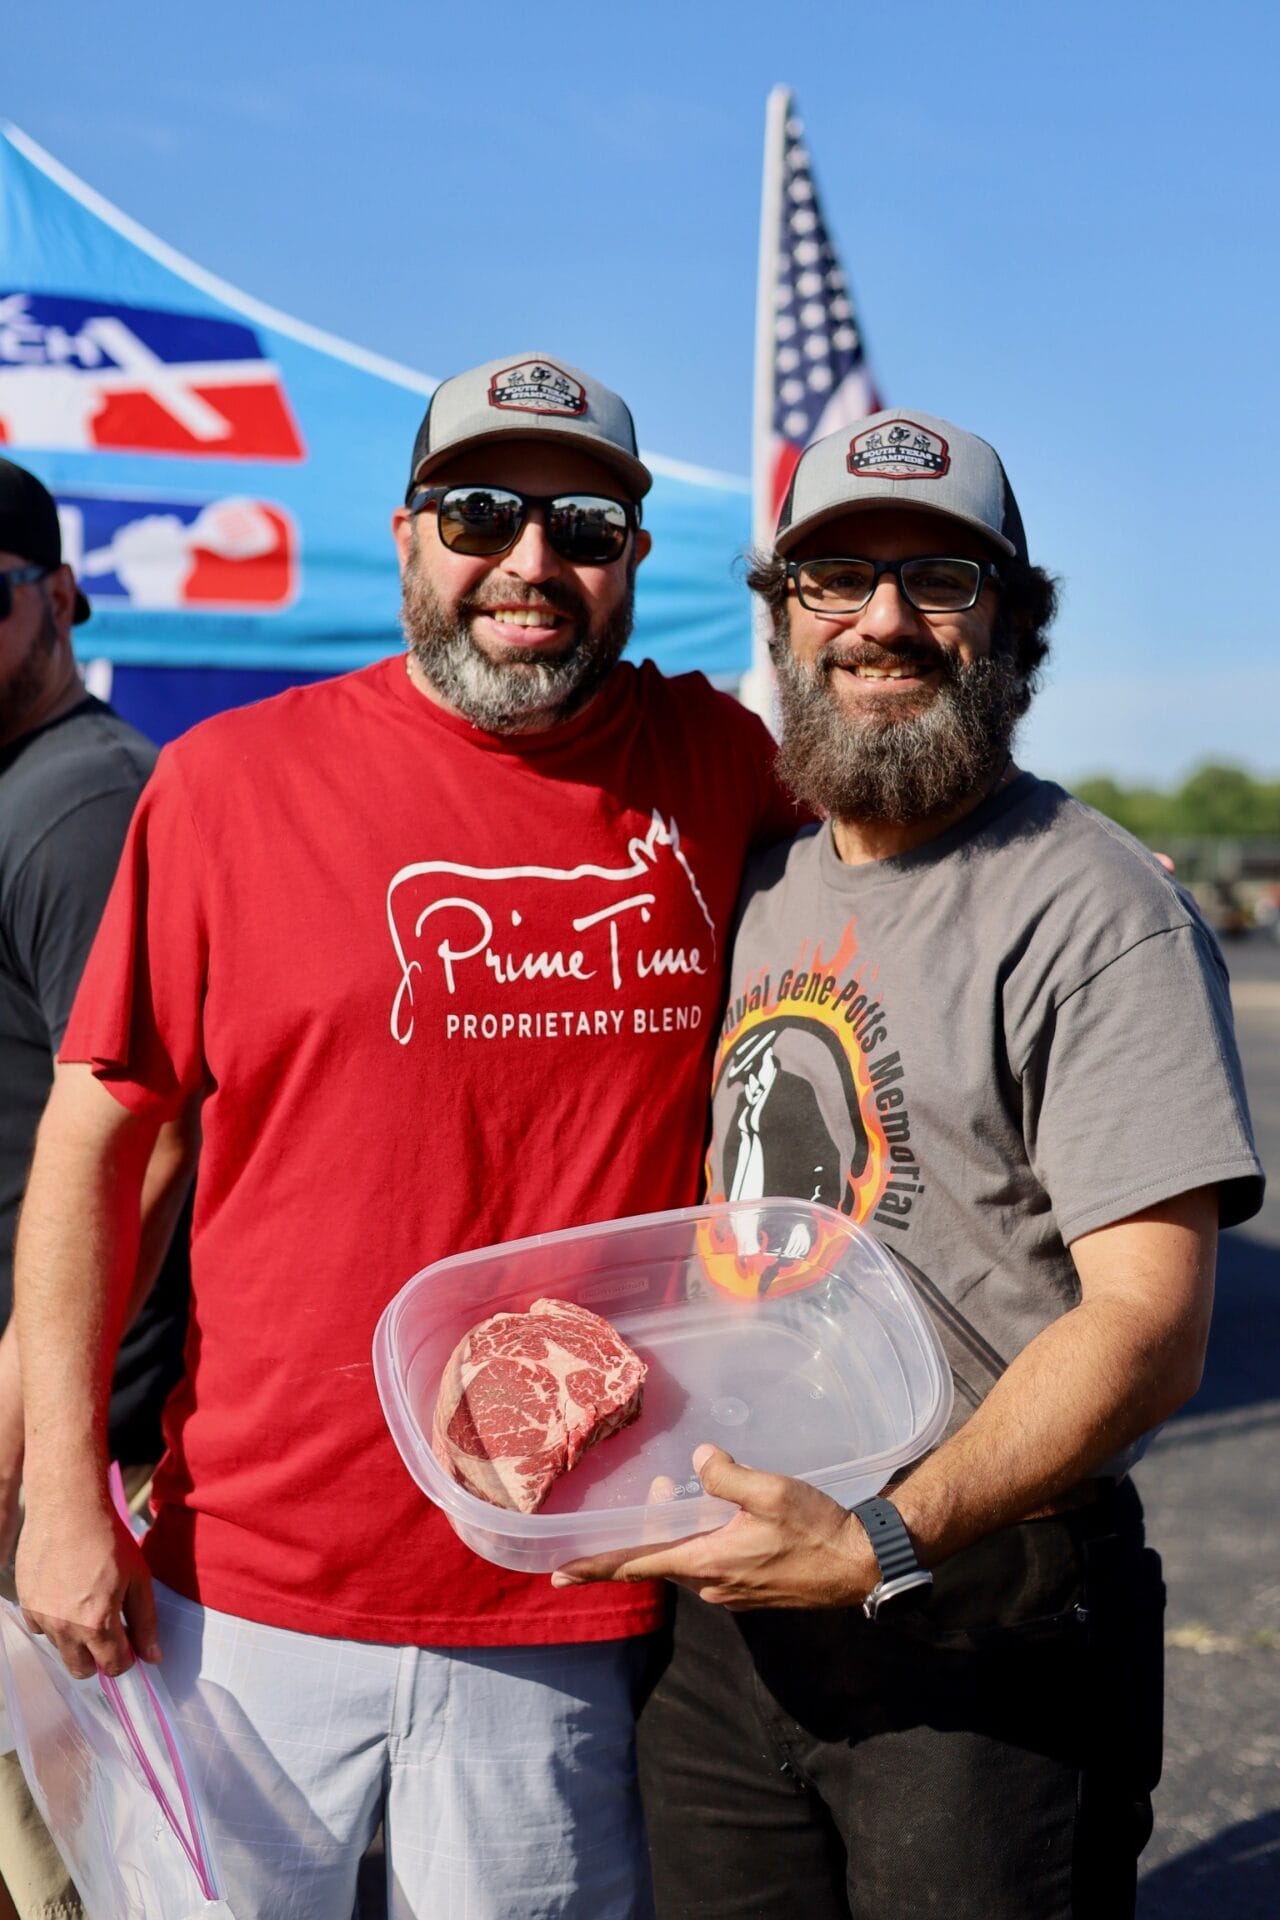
left=0, top=458, right=192, bottom=1919
left=558, top=410, right=1263, bottom=1919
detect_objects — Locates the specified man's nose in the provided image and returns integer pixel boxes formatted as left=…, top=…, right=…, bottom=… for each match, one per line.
left=500, top=511, right=559, bottom=584
left=852, top=573, right=928, bottom=643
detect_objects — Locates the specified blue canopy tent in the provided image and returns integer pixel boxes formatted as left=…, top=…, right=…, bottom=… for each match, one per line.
left=0, top=126, right=753, bottom=745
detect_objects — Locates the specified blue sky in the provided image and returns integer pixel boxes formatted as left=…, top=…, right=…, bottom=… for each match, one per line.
left=7, top=0, right=1278, bottom=783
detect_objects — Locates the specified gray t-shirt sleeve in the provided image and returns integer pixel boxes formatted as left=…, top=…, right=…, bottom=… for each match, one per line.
left=1022, top=921, right=1263, bottom=1242
left=8, top=786, right=143, bottom=1050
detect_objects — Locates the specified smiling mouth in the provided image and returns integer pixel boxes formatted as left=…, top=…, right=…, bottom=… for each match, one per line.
left=486, top=607, right=563, bottom=629
left=845, top=663, right=928, bottom=681
left=828, top=657, right=941, bottom=683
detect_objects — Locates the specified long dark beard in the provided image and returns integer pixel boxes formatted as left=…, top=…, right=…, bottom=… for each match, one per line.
left=772, top=629, right=1030, bottom=825
left=400, top=544, right=634, bottom=733
left=0, top=603, right=58, bottom=742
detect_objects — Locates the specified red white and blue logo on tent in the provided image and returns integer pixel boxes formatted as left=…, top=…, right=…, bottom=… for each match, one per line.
left=0, top=293, right=305, bottom=460
left=57, top=489, right=297, bottom=610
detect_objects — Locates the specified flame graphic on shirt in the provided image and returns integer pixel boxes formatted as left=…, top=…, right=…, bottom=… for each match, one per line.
left=697, top=931, right=894, bottom=1296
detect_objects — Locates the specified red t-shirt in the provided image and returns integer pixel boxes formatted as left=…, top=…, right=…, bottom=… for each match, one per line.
left=63, top=656, right=798, bottom=1646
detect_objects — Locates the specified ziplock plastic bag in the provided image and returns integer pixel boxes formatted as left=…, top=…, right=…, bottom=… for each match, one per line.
left=0, top=1601, right=235, bottom=1917
left=0, top=1465, right=236, bottom=1918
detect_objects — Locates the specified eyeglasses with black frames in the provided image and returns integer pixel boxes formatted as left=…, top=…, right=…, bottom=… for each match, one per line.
left=788, top=555, right=1001, bottom=615
left=408, top=485, right=637, bottom=568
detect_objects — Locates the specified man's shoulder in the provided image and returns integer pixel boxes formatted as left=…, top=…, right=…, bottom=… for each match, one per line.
left=978, top=773, right=1220, bottom=994
left=0, top=700, right=156, bottom=862
left=995, top=774, right=1198, bottom=922
left=2, top=696, right=154, bottom=786
left=162, top=660, right=392, bottom=772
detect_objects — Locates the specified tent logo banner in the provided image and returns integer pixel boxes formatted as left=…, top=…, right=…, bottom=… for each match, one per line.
left=56, top=490, right=297, bottom=610
left=0, top=125, right=753, bottom=680
left=0, top=292, right=305, bottom=460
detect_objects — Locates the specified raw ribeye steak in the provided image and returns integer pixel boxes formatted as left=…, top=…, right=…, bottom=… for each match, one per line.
left=432, top=1297, right=646, bottom=1513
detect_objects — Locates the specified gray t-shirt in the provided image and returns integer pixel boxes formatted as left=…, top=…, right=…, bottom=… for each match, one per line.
left=707, top=772, right=1263, bottom=1425
left=0, top=697, right=189, bottom=1462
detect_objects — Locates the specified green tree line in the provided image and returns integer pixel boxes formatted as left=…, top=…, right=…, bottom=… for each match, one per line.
left=1072, top=764, right=1280, bottom=841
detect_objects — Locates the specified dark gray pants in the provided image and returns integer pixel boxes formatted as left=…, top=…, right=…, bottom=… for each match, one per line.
left=638, top=1480, right=1162, bottom=1920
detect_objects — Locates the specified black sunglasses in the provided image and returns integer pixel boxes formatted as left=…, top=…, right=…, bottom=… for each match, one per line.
left=0, top=562, right=51, bottom=623
left=788, top=555, right=1001, bottom=615
left=409, top=484, right=637, bottom=567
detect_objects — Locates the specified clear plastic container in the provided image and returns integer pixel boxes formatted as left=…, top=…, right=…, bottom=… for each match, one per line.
left=373, top=1199, right=953, bottom=1573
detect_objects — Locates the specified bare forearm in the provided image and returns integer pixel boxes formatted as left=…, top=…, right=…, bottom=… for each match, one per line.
left=892, top=1285, right=1203, bottom=1568
left=15, top=1070, right=157, bottom=1506
left=11, top=1068, right=167, bottom=1675
left=0, top=1104, right=193, bottom=1550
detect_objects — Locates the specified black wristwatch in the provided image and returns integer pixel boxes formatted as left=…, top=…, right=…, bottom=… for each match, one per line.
left=850, top=1497, right=933, bottom=1621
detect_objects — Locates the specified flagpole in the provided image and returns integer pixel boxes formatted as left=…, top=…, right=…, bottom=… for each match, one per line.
left=739, top=83, right=791, bottom=724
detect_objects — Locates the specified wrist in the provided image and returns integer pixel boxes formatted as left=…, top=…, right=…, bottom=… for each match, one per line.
left=836, top=1510, right=881, bottom=1604
left=850, top=1496, right=933, bottom=1620
left=21, top=1436, right=110, bottom=1510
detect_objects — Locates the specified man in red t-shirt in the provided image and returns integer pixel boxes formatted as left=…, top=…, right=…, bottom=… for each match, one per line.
left=13, top=356, right=794, bottom=1920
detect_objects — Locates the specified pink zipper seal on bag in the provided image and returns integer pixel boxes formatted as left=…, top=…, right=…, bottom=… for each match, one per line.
left=98, top=1461, right=219, bottom=1903
left=97, top=1667, right=217, bottom=1901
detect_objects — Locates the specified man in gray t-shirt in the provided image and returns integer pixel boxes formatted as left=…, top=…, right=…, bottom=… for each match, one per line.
left=0, top=460, right=193, bottom=1920
left=558, top=411, right=1263, bottom=1920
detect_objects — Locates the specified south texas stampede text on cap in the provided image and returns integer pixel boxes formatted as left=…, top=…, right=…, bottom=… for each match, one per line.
left=775, top=409, right=1028, bottom=564
left=0, top=457, right=90, bottom=623
left=406, top=355, right=653, bottom=504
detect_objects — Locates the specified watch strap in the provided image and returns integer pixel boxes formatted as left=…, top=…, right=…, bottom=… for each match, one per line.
left=851, top=1497, right=923, bottom=1585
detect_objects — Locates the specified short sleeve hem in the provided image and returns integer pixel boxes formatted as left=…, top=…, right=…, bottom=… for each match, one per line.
left=53, top=1052, right=187, bottom=1125
left=57, top=746, right=209, bottom=1120
left=1057, top=1154, right=1264, bottom=1246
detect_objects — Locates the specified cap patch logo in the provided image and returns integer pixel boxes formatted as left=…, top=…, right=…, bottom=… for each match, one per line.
left=848, top=421, right=950, bottom=481
left=488, top=360, right=587, bottom=418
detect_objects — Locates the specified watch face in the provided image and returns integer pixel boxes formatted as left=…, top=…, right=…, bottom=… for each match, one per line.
left=863, top=1569, right=934, bottom=1620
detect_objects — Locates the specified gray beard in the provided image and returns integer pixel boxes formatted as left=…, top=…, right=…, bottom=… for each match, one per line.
left=772, top=633, right=1030, bottom=825
left=400, top=550, right=633, bottom=734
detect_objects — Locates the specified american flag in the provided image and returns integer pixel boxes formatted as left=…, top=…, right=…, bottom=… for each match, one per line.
left=759, top=91, right=882, bottom=529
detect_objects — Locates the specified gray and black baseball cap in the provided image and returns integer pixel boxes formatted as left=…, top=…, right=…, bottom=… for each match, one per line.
left=775, top=409, right=1028, bottom=563
left=0, top=457, right=90, bottom=622
left=405, top=354, right=652, bottom=504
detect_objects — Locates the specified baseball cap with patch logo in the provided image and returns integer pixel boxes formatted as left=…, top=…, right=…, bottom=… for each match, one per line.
left=405, top=354, right=652, bottom=504
left=775, top=409, right=1028, bottom=563
left=0, top=458, right=90, bottom=622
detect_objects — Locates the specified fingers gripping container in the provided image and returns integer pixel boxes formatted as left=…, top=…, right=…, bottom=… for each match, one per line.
left=374, top=1200, right=953, bottom=1572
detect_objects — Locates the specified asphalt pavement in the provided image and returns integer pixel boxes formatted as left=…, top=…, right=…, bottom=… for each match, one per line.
left=1136, top=932, right=1280, bottom=1917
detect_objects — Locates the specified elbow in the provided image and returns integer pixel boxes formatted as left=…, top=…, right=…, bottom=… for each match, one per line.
left=1150, top=1341, right=1209, bottom=1424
